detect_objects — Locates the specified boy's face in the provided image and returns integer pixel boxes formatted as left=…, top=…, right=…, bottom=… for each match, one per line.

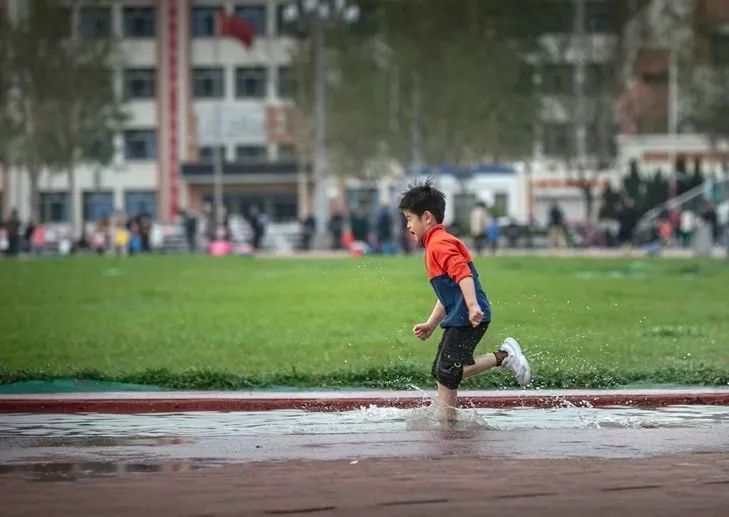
left=403, top=209, right=435, bottom=242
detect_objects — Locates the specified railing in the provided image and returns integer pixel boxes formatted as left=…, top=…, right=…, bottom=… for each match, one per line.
left=636, top=178, right=729, bottom=232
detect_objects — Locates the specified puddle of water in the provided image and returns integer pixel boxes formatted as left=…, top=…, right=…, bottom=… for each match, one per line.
left=1, top=405, right=727, bottom=467
left=0, top=404, right=727, bottom=438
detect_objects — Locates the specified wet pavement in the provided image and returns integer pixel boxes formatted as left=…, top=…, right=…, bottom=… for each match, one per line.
left=1, top=405, right=728, bottom=515
left=1, top=405, right=728, bottom=467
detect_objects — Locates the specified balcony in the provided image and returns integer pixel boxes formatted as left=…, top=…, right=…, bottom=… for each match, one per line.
left=181, top=160, right=310, bottom=184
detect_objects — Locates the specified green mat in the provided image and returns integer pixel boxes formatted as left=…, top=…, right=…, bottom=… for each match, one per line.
left=0, top=379, right=166, bottom=394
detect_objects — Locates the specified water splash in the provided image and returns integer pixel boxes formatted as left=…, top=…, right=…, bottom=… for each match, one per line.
left=1, top=406, right=727, bottom=438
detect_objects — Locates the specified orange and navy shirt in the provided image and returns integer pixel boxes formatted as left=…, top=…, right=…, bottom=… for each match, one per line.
left=422, top=224, right=491, bottom=327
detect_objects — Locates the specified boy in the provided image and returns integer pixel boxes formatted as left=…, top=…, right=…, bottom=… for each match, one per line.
left=399, top=180, right=531, bottom=421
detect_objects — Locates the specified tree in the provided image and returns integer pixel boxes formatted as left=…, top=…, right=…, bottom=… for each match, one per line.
left=290, top=0, right=558, bottom=182
left=4, top=0, right=125, bottom=230
left=40, top=35, right=125, bottom=238
left=0, top=9, right=18, bottom=217
left=546, top=0, right=652, bottom=221
left=598, top=183, right=620, bottom=220
left=380, top=1, right=550, bottom=165
left=4, top=0, right=77, bottom=221
left=687, top=68, right=729, bottom=171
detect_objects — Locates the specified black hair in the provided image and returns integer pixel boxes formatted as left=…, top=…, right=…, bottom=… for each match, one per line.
left=398, top=178, right=446, bottom=223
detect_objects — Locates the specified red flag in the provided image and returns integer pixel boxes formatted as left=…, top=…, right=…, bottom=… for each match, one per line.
left=217, top=10, right=255, bottom=48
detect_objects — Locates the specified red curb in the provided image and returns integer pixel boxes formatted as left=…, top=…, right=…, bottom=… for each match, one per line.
left=1, top=392, right=729, bottom=413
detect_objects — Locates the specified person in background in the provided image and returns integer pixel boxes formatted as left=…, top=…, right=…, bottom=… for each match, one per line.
left=248, top=205, right=266, bottom=251
left=5, top=208, right=20, bottom=257
left=113, top=218, right=130, bottom=256
left=300, top=214, right=316, bottom=251
left=182, top=209, right=198, bottom=253
left=701, top=200, right=718, bottom=243
left=93, top=216, right=110, bottom=255
left=717, top=197, right=729, bottom=257
left=469, top=201, right=487, bottom=255
left=136, top=208, right=152, bottom=252
left=680, top=209, right=696, bottom=248
left=399, top=212, right=412, bottom=255
left=350, top=207, right=370, bottom=244
left=375, top=206, right=394, bottom=254
left=503, top=218, right=521, bottom=249
left=548, top=202, right=567, bottom=249
left=617, top=198, right=638, bottom=247
left=30, top=224, right=46, bottom=255
left=486, top=217, right=501, bottom=255
left=328, top=212, right=344, bottom=250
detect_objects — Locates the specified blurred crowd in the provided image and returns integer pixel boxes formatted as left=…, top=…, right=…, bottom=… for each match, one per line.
left=2, top=195, right=728, bottom=258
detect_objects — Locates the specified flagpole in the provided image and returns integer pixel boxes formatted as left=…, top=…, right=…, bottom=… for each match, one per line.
left=213, top=10, right=224, bottom=234
left=312, top=9, right=328, bottom=239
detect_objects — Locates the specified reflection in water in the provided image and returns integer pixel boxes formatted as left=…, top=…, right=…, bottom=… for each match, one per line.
left=0, top=460, right=223, bottom=482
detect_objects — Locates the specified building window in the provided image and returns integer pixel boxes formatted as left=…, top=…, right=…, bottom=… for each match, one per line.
left=123, top=68, right=156, bottom=99
left=586, top=123, right=615, bottom=158
left=83, top=191, right=114, bottom=222
left=586, top=1, right=615, bottom=34
left=278, top=144, right=297, bottom=162
left=273, top=194, right=297, bottom=221
left=585, top=63, right=610, bottom=95
left=235, top=67, right=267, bottom=98
left=124, top=191, right=157, bottom=219
left=711, top=31, right=729, bottom=66
left=124, top=129, right=156, bottom=160
left=48, top=6, right=72, bottom=38
left=78, top=6, right=111, bottom=39
left=642, top=70, right=668, bottom=84
left=194, top=67, right=225, bottom=98
left=39, top=192, right=69, bottom=223
left=277, top=66, right=296, bottom=99
left=235, top=4, right=266, bottom=37
left=541, top=64, right=573, bottom=95
left=191, top=6, right=219, bottom=37
left=123, top=7, right=155, bottom=38
left=235, top=145, right=267, bottom=162
left=537, top=2, right=574, bottom=34
left=542, top=122, right=574, bottom=157
left=276, top=4, right=298, bottom=36
left=199, top=145, right=227, bottom=163
left=517, top=63, right=535, bottom=94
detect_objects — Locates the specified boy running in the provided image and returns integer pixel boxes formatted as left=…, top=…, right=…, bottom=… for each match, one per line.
left=399, top=180, right=531, bottom=421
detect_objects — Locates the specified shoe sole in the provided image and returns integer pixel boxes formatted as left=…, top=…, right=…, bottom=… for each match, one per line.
left=504, top=337, right=531, bottom=386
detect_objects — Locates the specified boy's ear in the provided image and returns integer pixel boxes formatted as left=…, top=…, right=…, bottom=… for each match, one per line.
left=423, top=211, right=434, bottom=224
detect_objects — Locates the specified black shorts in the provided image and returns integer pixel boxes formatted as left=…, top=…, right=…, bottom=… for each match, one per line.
left=431, top=322, right=489, bottom=389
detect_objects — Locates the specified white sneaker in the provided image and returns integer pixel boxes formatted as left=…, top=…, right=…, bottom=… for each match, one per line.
left=500, top=337, right=531, bottom=386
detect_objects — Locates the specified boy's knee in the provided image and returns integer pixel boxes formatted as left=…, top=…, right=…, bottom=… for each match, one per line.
left=434, top=358, right=463, bottom=390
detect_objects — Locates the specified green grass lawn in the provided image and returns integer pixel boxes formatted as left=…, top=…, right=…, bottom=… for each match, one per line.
left=0, top=255, right=727, bottom=389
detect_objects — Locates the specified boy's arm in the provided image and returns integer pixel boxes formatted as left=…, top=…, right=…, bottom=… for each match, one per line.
left=426, top=299, right=445, bottom=327
left=413, top=300, right=444, bottom=340
left=458, top=277, right=483, bottom=327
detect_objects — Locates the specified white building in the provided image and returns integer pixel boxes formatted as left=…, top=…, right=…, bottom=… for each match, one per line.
left=1, top=0, right=307, bottom=236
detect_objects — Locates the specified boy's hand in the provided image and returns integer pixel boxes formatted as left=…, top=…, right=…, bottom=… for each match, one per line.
left=468, top=303, right=484, bottom=327
left=413, top=322, right=435, bottom=340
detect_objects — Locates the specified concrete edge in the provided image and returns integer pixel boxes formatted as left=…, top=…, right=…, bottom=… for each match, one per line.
left=1, top=390, right=729, bottom=413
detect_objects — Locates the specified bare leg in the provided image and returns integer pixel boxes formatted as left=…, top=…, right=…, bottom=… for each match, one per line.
left=463, top=352, right=499, bottom=378
left=436, top=382, right=457, bottom=421
left=439, top=352, right=506, bottom=422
